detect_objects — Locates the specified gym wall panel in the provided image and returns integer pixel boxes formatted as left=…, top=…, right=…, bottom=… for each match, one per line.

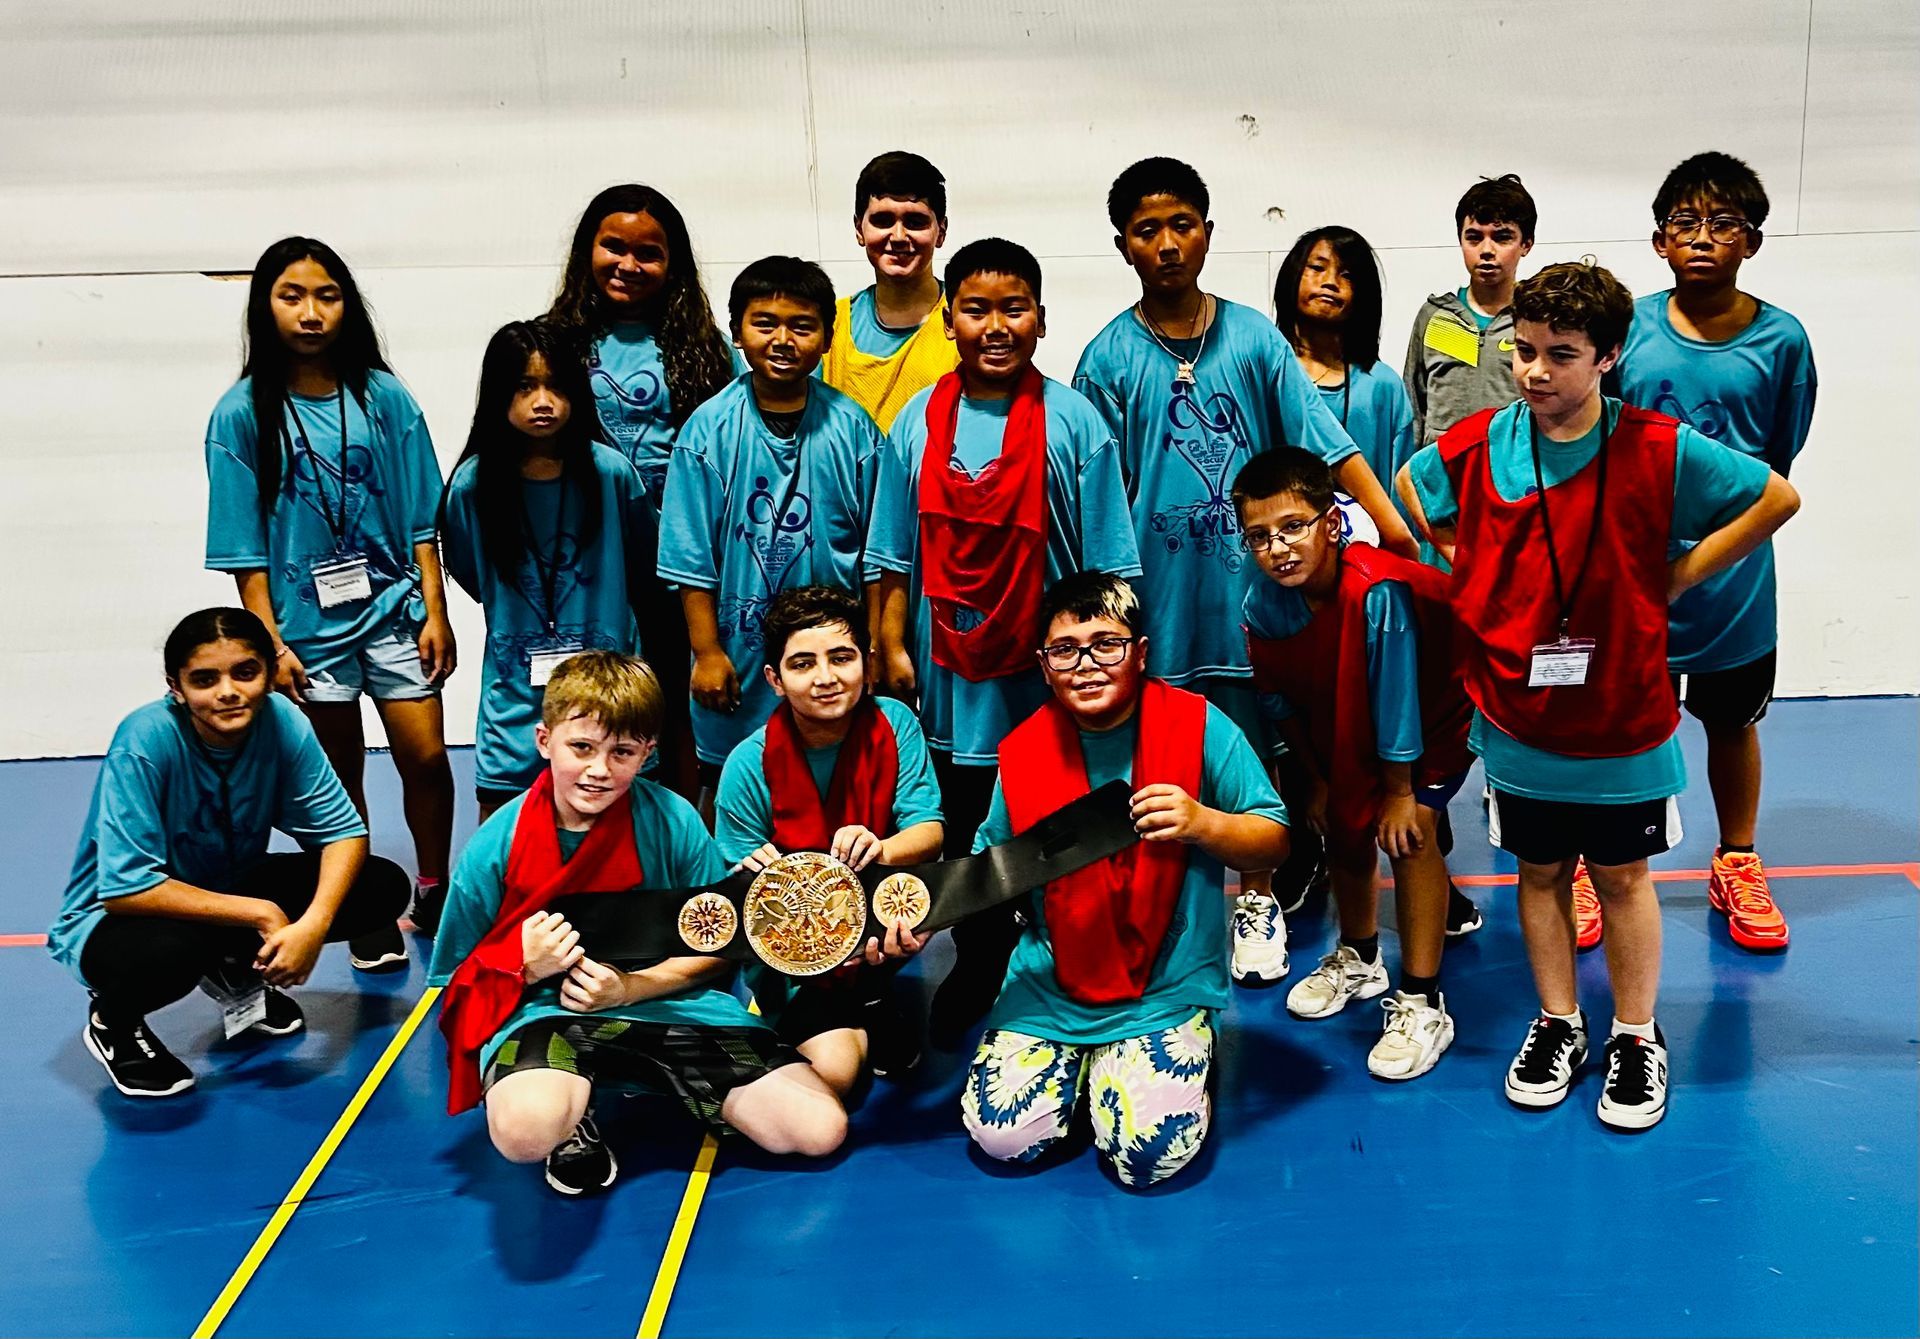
left=1, top=0, right=1915, bottom=759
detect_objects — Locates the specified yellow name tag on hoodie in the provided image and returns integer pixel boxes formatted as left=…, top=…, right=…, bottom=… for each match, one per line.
left=1423, top=313, right=1480, bottom=367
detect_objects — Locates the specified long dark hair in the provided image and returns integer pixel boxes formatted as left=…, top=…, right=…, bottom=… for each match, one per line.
left=546, top=184, right=733, bottom=429
left=1273, top=225, right=1385, bottom=371
left=442, top=320, right=607, bottom=581
left=239, top=236, right=390, bottom=514
left=164, top=607, right=276, bottom=678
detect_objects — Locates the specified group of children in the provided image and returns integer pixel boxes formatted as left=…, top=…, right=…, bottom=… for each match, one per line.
left=50, top=146, right=1812, bottom=1190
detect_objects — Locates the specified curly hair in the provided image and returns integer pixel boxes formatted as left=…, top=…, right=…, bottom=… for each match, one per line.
left=1512, top=260, right=1635, bottom=356
left=546, top=184, right=733, bottom=429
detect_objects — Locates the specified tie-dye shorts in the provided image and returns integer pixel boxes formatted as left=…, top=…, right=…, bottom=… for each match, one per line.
left=960, top=1009, right=1213, bottom=1188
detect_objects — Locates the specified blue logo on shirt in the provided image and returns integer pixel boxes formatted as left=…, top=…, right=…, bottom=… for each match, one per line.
left=723, top=478, right=814, bottom=649
left=589, top=364, right=664, bottom=445
left=1651, top=379, right=1731, bottom=440
left=1149, top=387, right=1250, bottom=572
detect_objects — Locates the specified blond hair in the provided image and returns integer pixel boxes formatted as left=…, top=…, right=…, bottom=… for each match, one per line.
left=540, top=652, right=663, bottom=741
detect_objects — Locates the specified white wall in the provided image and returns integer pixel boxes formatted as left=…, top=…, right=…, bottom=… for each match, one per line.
left=1, top=0, right=1915, bottom=759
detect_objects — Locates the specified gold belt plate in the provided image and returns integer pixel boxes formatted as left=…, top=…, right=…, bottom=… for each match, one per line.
left=743, top=851, right=868, bottom=976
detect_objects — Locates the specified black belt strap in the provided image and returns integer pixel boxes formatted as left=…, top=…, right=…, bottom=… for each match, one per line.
left=551, top=780, right=1137, bottom=972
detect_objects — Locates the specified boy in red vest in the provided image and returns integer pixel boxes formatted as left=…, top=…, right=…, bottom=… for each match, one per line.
left=961, top=572, right=1288, bottom=1187
left=1397, top=262, right=1799, bottom=1131
left=868, top=238, right=1140, bottom=1044
left=1235, top=447, right=1472, bottom=1081
left=713, top=584, right=944, bottom=1093
left=428, top=653, right=848, bottom=1196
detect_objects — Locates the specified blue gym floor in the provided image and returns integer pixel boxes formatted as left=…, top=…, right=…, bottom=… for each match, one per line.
left=3, top=697, right=1914, bottom=1339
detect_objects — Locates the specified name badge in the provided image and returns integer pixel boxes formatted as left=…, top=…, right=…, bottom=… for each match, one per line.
left=312, top=555, right=372, bottom=609
left=202, top=973, right=268, bottom=1039
left=1529, top=637, right=1597, bottom=687
left=529, top=643, right=586, bottom=687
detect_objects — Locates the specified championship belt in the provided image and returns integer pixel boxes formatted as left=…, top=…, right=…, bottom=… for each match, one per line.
left=551, top=779, right=1136, bottom=978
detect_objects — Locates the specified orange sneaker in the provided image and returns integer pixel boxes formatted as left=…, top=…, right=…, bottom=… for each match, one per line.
left=1709, top=850, right=1790, bottom=951
left=1573, top=859, right=1603, bottom=952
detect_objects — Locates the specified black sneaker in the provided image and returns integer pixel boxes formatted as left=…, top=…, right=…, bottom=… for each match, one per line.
left=863, top=990, right=923, bottom=1080
left=1597, top=1027, right=1669, bottom=1131
left=405, top=879, right=446, bottom=937
left=1275, top=844, right=1326, bottom=917
left=199, top=963, right=306, bottom=1038
left=1445, top=884, right=1484, bottom=938
left=545, top=1113, right=618, bottom=1196
left=1504, top=1010, right=1588, bottom=1108
left=84, top=1008, right=195, bottom=1098
left=253, top=987, right=306, bottom=1037
left=349, top=924, right=408, bottom=972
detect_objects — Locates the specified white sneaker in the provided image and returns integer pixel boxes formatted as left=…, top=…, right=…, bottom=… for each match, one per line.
left=1285, top=944, right=1389, bottom=1018
left=1230, top=892, right=1288, bottom=985
left=1367, top=991, right=1455, bottom=1081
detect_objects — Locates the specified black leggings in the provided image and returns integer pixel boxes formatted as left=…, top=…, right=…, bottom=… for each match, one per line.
left=79, top=853, right=411, bottom=1020
left=932, top=750, right=1022, bottom=962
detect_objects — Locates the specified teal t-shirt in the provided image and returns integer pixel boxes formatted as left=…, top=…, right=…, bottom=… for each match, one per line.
left=1616, top=291, right=1816, bottom=672
left=204, top=371, right=442, bottom=666
left=657, top=376, right=885, bottom=765
left=1243, top=572, right=1424, bottom=761
left=1406, top=398, right=1772, bottom=803
left=426, top=781, right=762, bottom=1072
left=1072, top=299, right=1361, bottom=686
left=972, top=702, right=1286, bottom=1045
left=711, top=694, right=944, bottom=1024
left=441, top=445, right=652, bottom=791
left=49, top=696, right=366, bottom=982
left=867, top=376, right=1142, bottom=765
left=589, top=322, right=675, bottom=505
left=1455, top=289, right=1496, bottom=332
left=846, top=287, right=918, bottom=358
left=1318, top=360, right=1436, bottom=564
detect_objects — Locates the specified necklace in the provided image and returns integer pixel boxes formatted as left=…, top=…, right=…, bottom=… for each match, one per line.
left=1137, top=294, right=1211, bottom=385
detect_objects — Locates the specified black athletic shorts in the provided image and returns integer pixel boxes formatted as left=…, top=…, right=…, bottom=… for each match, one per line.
left=1489, top=789, right=1681, bottom=867
left=482, top=1017, right=802, bottom=1130
left=1670, top=649, right=1776, bottom=731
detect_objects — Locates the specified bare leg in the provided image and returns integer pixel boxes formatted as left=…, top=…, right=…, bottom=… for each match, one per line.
left=375, top=696, right=455, bottom=883
left=720, top=1061, right=848, bottom=1157
left=1327, top=852, right=1380, bottom=942
left=1516, top=857, right=1579, bottom=1015
left=485, top=1068, right=592, bottom=1163
left=1390, top=807, right=1450, bottom=979
left=1704, top=722, right=1762, bottom=848
left=304, top=702, right=368, bottom=818
left=1587, top=859, right=1662, bottom=1025
left=796, top=1028, right=869, bottom=1098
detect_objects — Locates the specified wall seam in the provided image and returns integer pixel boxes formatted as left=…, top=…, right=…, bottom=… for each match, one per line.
left=1795, top=0, right=1815, bottom=233
left=796, top=0, right=824, bottom=261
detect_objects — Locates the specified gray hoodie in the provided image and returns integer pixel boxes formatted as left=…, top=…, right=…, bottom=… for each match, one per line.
left=1402, top=290, right=1520, bottom=445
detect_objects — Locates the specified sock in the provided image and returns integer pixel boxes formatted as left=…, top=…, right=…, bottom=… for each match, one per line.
left=1716, top=844, right=1755, bottom=857
left=414, top=875, right=443, bottom=889
left=1612, top=1016, right=1658, bottom=1043
left=1342, top=934, right=1379, bottom=964
left=1544, top=1004, right=1582, bottom=1026
left=1400, top=972, right=1441, bottom=1006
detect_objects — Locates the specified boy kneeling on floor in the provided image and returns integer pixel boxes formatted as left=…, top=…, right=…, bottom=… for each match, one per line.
left=961, top=573, right=1288, bottom=1188
left=429, top=652, right=846, bottom=1196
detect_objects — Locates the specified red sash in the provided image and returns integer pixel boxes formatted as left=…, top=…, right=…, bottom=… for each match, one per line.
left=439, top=771, right=644, bottom=1114
left=1438, top=405, right=1679, bottom=757
left=999, top=679, right=1207, bottom=1004
left=762, top=696, right=901, bottom=850
left=917, top=367, right=1049, bottom=681
left=1245, top=544, right=1472, bottom=859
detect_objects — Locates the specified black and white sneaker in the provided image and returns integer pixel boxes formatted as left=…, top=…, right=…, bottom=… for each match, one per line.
left=84, top=1008, right=195, bottom=1098
left=1597, top=1027, right=1669, bottom=1131
left=1445, top=884, right=1484, bottom=937
left=349, top=924, right=408, bottom=972
left=200, top=962, right=306, bottom=1038
left=1275, top=847, right=1326, bottom=917
left=252, top=987, right=306, bottom=1037
left=1504, top=1011, right=1588, bottom=1108
left=545, top=1113, right=618, bottom=1196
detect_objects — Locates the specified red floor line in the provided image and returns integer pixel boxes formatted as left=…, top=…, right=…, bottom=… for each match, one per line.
left=0, top=934, right=46, bottom=948
left=1450, top=861, right=1920, bottom=888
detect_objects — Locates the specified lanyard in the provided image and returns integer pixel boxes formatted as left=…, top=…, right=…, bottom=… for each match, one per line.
left=176, top=708, right=245, bottom=872
left=1529, top=405, right=1614, bottom=638
left=519, top=479, right=572, bottom=636
left=285, top=387, right=351, bottom=549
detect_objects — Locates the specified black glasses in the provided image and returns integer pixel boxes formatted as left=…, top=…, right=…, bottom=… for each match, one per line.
left=1662, top=213, right=1752, bottom=245
left=1038, top=636, right=1136, bottom=671
left=1240, top=511, right=1330, bottom=552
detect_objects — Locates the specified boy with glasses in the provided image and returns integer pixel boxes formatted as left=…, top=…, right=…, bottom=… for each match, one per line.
left=1609, top=151, right=1817, bottom=954
left=1235, top=448, right=1473, bottom=1079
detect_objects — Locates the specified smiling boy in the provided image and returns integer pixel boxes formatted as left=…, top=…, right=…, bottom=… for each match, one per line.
left=961, top=572, right=1287, bottom=1187
left=1612, top=152, right=1817, bottom=953
left=659, top=257, right=885, bottom=788
left=821, top=151, right=961, bottom=431
left=713, top=585, right=944, bottom=1091
left=430, top=653, right=847, bottom=1195
left=867, top=237, right=1141, bottom=1041
left=1396, top=262, right=1799, bottom=1131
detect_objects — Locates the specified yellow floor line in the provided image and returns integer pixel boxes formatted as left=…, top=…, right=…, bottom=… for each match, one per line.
left=193, top=986, right=442, bottom=1339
